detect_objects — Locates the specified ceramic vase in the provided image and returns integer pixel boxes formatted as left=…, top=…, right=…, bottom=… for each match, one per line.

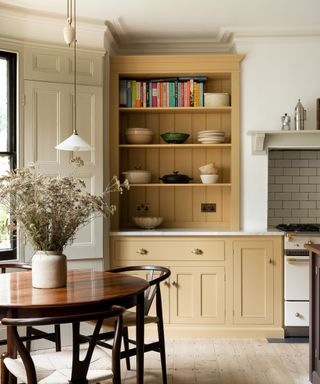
left=32, top=251, right=67, bottom=288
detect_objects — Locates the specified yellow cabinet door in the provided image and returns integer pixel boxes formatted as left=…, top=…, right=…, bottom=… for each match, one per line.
left=169, top=266, right=225, bottom=324
left=233, top=240, right=274, bottom=324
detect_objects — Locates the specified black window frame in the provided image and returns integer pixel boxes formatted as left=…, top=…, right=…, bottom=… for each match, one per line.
left=0, top=50, right=17, bottom=261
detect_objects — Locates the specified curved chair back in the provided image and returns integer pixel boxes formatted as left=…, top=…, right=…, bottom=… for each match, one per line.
left=109, top=265, right=170, bottom=316
left=1, top=305, right=125, bottom=384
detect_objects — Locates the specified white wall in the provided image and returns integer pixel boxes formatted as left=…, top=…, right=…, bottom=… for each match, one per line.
left=234, top=37, right=320, bottom=230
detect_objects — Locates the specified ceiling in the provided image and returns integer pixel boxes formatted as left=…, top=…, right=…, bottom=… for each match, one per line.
left=1, top=0, right=320, bottom=53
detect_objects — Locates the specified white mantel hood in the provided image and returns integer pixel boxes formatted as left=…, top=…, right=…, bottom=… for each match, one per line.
left=248, top=130, right=320, bottom=155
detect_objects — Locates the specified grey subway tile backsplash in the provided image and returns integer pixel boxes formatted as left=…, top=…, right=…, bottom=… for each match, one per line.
left=268, top=149, right=320, bottom=226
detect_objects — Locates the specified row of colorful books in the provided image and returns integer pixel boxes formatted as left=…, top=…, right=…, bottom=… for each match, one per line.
left=119, top=76, right=208, bottom=108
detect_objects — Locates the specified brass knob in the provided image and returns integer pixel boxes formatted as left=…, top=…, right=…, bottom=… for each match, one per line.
left=269, top=258, right=273, bottom=264
left=191, top=248, right=203, bottom=255
left=295, top=312, right=300, bottom=318
left=306, top=240, right=313, bottom=245
left=164, top=281, right=170, bottom=287
left=172, top=281, right=177, bottom=286
left=136, top=248, right=148, bottom=255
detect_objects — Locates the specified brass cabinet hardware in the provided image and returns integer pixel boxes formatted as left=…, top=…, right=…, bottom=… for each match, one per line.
left=136, top=248, right=148, bottom=255
left=191, top=248, right=203, bottom=255
left=287, top=258, right=309, bottom=264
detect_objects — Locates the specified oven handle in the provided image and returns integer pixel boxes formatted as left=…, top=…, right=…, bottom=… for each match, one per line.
left=286, top=257, right=309, bottom=264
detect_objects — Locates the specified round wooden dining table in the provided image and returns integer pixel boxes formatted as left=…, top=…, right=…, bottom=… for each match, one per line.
left=0, top=269, right=149, bottom=384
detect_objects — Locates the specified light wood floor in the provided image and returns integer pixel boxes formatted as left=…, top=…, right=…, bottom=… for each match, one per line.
left=119, top=338, right=309, bottom=384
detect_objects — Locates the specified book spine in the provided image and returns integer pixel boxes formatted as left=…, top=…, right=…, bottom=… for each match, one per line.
left=169, top=82, right=175, bottom=107
left=157, top=83, right=160, bottom=107
left=135, top=81, right=141, bottom=108
left=160, top=82, right=164, bottom=107
left=131, top=80, right=136, bottom=108
left=199, top=82, right=204, bottom=107
left=175, top=80, right=179, bottom=107
left=119, top=79, right=127, bottom=107
left=127, top=81, right=132, bottom=107
left=142, top=82, right=147, bottom=107
left=184, top=81, right=190, bottom=107
left=194, top=82, right=200, bottom=107
left=190, top=79, right=194, bottom=107
left=163, top=83, right=167, bottom=108
left=152, top=83, right=157, bottom=107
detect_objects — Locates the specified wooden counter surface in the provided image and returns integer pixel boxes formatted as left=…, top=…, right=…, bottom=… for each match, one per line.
left=304, top=243, right=320, bottom=255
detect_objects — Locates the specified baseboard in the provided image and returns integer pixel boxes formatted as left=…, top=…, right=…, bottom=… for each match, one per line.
left=137, top=324, right=285, bottom=339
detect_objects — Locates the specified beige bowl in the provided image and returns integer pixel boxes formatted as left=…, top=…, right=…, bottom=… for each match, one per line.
left=122, top=170, right=151, bottom=184
left=200, top=174, right=219, bottom=184
left=199, top=163, right=218, bottom=174
left=125, top=132, right=153, bottom=144
left=133, top=217, right=163, bottom=229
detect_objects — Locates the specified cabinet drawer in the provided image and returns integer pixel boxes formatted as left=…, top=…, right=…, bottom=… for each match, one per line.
left=111, top=237, right=225, bottom=263
left=285, top=301, right=309, bottom=326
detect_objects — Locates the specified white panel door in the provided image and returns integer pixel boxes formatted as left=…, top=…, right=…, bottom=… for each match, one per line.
left=23, top=80, right=103, bottom=268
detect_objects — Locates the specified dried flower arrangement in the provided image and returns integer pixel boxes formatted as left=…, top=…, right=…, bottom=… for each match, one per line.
left=0, top=167, right=129, bottom=252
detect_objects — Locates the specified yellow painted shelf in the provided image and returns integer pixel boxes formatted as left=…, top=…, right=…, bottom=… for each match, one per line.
left=128, top=183, right=232, bottom=187
left=119, top=143, right=231, bottom=149
left=119, top=107, right=232, bottom=113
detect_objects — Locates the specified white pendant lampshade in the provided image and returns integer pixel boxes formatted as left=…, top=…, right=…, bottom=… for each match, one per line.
left=56, top=0, right=91, bottom=153
left=55, top=133, right=91, bottom=151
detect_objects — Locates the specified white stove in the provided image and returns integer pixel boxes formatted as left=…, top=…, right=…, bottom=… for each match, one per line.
left=277, top=223, right=319, bottom=336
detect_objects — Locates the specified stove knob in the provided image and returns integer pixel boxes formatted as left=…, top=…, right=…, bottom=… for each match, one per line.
left=306, top=240, right=313, bottom=245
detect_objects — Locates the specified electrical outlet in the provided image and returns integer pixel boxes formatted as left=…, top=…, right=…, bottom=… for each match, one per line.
left=136, top=203, right=150, bottom=212
left=201, top=203, right=216, bottom=213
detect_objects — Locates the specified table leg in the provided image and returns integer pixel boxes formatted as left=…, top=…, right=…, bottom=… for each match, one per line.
left=136, top=292, right=144, bottom=384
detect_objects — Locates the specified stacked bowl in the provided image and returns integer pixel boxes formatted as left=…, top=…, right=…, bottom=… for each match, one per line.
left=125, top=128, right=153, bottom=144
left=197, top=130, right=225, bottom=144
left=199, top=162, right=219, bottom=184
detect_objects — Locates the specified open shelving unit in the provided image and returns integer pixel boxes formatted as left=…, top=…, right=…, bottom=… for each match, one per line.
left=109, top=55, right=244, bottom=230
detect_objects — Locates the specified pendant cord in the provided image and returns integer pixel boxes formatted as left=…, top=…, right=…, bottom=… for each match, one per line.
left=73, top=0, right=77, bottom=135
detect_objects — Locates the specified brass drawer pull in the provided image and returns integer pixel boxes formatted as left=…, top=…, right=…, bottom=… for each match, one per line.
left=164, top=281, right=170, bottom=287
left=136, top=248, right=148, bottom=255
left=191, top=248, right=203, bottom=255
left=172, top=281, right=177, bottom=287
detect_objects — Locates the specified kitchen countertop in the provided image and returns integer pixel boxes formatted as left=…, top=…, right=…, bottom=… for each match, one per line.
left=110, top=228, right=284, bottom=236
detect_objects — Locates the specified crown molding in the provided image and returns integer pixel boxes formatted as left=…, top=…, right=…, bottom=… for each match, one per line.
left=1, top=3, right=320, bottom=55
left=0, top=3, right=107, bottom=51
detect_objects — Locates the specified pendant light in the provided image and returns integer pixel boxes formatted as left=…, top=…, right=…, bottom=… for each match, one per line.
left=56, top=0, right=91, bottom=152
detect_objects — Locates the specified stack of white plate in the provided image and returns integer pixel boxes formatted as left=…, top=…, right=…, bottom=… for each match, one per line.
left=197, top=130, right=225, bottom=144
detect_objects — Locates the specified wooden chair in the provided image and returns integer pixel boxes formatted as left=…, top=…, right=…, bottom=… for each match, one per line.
left=95, top=265, right=171, bottom=384
left=0, top=305, right=125, bottom=384
left=0, top=263, right=61, bottom=352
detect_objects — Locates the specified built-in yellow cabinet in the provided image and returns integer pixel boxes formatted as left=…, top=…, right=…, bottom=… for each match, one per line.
left=233, top=240, right=274, bottom=324
left=169, top=266, right=225, bottom=325
left=110, top=235, right=284, bottom=338
left=109, top=54, right=244, bottom=231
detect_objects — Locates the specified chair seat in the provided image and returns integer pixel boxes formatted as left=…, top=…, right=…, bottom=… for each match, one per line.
left=4, top=344, right=113, bottom=384
left=101, top=310, right=159, bottom=331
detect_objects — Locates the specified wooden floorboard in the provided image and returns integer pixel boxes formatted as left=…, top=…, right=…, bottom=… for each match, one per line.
left=118, top=338, right=310, bottom=384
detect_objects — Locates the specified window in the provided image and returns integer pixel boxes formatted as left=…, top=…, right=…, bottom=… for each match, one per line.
left=0, top=51, right=17, bottom=260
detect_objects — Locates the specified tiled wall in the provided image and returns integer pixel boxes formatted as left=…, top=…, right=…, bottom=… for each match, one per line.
left=268, top=149, right=320, bottom=226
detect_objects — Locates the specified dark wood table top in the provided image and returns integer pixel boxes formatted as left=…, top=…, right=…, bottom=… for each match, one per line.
left=305, top=243, right=320, bottom=255
left=0, top=269, right=149, bottom=309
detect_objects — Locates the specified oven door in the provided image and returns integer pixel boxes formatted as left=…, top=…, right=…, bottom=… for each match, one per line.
left=284, top=255, right=309, bottom=301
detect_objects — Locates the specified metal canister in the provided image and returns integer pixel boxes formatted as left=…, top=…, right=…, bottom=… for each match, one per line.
left=294, top=99, right=306, bottom=130
left=281, top=113, right=291, bottom=130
